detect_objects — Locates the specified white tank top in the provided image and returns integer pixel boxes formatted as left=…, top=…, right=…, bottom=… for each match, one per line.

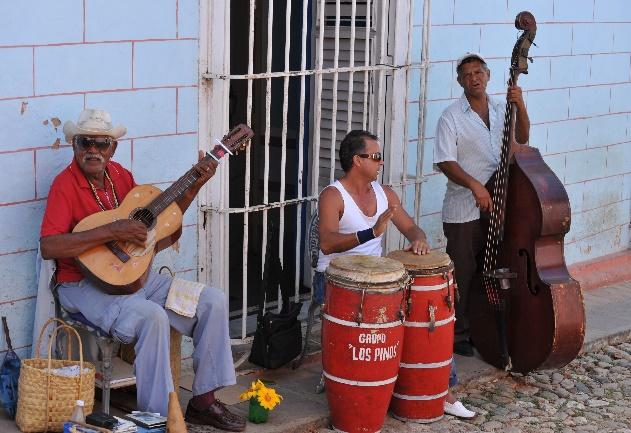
left=316, top=180, right=389, bottom=272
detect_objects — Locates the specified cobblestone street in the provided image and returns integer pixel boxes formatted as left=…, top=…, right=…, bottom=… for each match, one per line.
left=319, top=341, right=631, bottom=433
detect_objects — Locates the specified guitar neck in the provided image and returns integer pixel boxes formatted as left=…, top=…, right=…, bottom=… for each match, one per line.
left=147, top=143, right=229, bottom=216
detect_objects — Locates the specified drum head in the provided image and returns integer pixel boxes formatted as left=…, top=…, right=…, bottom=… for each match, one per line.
left=386, top=250, right=453, bottom=275
left=326, top=255, right=406, bottom=286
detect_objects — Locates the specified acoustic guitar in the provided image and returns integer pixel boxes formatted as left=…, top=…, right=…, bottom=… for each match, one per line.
left=73, top=124, right=253, bottom=295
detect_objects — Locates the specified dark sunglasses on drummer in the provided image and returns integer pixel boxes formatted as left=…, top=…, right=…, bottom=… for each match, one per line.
left=357, top=152, right=382, bottom=162
left=74, top=136, right=116, bottom=151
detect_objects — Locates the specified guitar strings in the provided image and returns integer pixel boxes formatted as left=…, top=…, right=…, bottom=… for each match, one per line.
left=109, top=136, right=250, bottom=255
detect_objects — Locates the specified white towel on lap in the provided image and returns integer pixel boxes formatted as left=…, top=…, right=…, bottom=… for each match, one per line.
left=165, top=278, right=205, bottom=318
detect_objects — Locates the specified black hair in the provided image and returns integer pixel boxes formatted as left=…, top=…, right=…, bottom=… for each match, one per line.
left=456, top=57, right=488, bottom=78
left=339, top=130, right=379, bottom=172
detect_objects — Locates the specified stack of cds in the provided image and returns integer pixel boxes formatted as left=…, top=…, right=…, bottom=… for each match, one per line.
left=112, top=416, right=137, bottom=433
left=124, top=412, right=167, bottom=433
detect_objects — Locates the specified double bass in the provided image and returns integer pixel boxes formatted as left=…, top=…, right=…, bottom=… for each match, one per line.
left=469, top=11, right=585, bottom=374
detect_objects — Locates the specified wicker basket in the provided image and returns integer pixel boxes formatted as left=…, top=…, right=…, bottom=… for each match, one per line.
left=16, top=318, right=95, bottom=432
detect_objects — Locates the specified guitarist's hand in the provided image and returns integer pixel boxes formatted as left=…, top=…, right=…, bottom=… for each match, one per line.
left=192, top=150, right=219, bottom=189
left=108, top=220, right=148, bottom=246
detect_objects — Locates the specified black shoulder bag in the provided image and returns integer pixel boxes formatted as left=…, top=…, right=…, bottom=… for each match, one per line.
left=249, top=227, right=303, bottom=369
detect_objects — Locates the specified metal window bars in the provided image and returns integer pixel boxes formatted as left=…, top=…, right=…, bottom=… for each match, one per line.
left=199, top=0, right=432, bottom=346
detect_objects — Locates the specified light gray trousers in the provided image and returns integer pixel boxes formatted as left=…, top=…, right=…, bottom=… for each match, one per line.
left=58, top=272, right=236, bottom=415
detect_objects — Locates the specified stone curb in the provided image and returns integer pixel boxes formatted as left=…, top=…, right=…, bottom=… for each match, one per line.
left=581, top=329, right=631, bottom=355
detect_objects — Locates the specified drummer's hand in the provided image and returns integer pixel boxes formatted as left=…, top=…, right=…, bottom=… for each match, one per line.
left=405, top=238, right=430, bottom=255
left=373, top=205, right=398, bottom=237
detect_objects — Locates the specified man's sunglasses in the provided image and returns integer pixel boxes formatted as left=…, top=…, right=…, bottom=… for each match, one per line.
left=357, top=152, right=382, bottom=162
left=74, top=136, right=115, bottom=151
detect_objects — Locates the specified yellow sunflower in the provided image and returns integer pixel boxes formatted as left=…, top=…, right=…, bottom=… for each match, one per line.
left=257, top=387, right=283, bottom=410
left=240, top=379, right=269, bottom=401
left=239, top=389, right=257, bottom=400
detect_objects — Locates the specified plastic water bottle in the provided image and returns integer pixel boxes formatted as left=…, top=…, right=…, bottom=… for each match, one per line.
left=69, top=400, right=86, bottom=424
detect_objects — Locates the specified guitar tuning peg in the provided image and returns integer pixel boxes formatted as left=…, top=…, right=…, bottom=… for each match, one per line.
left=528, top=56, right=534, bottom=63
left=532, top=41, right=538, bottom=47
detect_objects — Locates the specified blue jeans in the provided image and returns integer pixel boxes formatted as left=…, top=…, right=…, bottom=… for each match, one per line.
left=449, top=357, right=458, bottom=388
left=312, top=271, right=326, bottom=305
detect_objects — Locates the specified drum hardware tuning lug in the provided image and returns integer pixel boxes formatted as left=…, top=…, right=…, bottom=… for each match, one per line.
left=428, top=303, right=437, bottom=332
left=444, top=294, right=453, bottom=311
left=484, top=268, right=517, bottom=290
left=356, top=289, right=366, bottom=325
left=398, top=309, right=405, bottom=323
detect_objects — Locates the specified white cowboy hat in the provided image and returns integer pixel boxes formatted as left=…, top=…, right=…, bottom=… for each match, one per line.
left=63, top=108, right=127, bottom=144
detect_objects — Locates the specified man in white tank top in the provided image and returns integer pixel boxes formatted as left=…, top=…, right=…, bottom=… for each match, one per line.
left=316, top=130, right=475, bottom=419
left=317, top=130, right=428, bottom=269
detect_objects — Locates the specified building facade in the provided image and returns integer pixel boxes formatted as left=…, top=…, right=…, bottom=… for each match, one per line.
left=0, top=0, right=629, bottom=360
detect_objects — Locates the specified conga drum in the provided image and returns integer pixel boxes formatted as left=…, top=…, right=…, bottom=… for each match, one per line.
left=322, top=255, right=409, bottom=433
left=386, top=250, right=455, bottom=423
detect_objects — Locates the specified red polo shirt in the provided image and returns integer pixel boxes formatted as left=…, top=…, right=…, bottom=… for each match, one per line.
left=40, top=158, right=136, bottom=283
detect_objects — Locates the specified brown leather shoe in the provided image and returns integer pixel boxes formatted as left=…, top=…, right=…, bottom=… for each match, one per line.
left=185, top=400, right=246, bottom=432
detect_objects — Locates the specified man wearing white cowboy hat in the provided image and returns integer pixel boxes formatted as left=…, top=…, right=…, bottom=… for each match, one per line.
left=40, top=109, right=246, bottom=432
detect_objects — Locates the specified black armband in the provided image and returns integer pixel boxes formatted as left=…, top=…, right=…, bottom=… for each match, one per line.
left=356, top=228, right=376, bottom=244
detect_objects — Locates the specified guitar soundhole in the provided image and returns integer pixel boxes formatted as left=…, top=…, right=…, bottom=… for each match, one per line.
left=131, top=208, right=156, bottom=230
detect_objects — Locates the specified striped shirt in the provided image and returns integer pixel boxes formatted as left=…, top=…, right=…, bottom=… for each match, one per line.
left=434, top=93, right=506, bottom=223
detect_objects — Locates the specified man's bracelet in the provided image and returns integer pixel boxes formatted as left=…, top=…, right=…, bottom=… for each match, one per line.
left=356, top=228, right=376, bottom=244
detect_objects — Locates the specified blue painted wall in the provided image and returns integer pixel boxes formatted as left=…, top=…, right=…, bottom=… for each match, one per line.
left=408, top=0, right=631, bottom=266
left=0, top=0, right=200, bottom=358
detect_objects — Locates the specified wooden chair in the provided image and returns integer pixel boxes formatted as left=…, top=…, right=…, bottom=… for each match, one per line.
left=53, top=266, right=182, bottom=413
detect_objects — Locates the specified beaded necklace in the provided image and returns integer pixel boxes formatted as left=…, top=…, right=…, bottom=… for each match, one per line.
left=87, top=170, right=119, bottom=211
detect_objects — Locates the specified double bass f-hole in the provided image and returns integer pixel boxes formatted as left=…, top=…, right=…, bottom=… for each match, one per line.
left=518, top=249, right=540, bottom=295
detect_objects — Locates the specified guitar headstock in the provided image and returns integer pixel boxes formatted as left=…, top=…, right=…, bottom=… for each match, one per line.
left=208, top=124, right=254, bottom=160
left=221, top=124, right=254, bottom=153
left=511, top=11, right=537, bottom=78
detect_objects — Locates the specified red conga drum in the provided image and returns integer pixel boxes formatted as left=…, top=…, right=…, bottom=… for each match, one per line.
left=322, top=255, right=409, bottom=433
left=386, top=250, right=455, bottom=423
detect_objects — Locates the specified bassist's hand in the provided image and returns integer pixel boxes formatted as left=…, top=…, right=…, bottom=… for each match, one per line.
left=108, top=220, right=148, bottom=246
left=470, top=181, right=493, bottom=213
left=507, top=85, right=526, bottom=110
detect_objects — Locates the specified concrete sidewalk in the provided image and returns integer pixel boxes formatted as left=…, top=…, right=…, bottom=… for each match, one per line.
left=2, top=280, right=630, bottom=433
left=218, top=280, right=631, bottom=433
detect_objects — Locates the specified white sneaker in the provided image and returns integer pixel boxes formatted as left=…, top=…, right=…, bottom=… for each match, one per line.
left=444, top=400, right=476, bottom=419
